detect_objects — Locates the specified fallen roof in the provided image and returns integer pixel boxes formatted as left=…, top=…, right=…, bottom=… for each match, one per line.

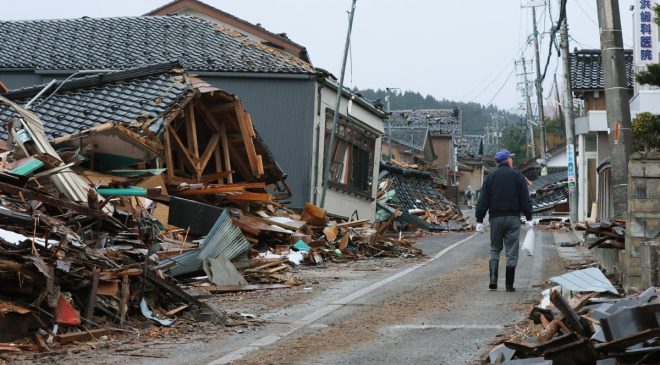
left=386, top=109, right=462, bottom=136
left=386, top=126, right=430, bottom=152
left=570, top=49, right=633, bottom=91
left=529, top=170, right=568, bottom=193
left=380, top=162, right=450, bottom=212
left=456, top=134, right=484, bottom=159
left=0, top=62, right=191, bottom=140
left=0, top=16, right=315, bottom=74
left=0, top=62, right=286, bottom=184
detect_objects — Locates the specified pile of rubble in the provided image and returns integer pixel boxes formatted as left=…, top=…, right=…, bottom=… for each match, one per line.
left=377, top=161, right=469, bottom=232
left=484, top=267, right=660, bottom=364
left=0, top=66, right=423, bottom=353
left=576, top=219, right=626, bottom=250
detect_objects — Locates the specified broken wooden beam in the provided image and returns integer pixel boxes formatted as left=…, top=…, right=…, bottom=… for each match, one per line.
left=54, top=329, right=113, bottom=344
left=205, top=284, right=289, bottom=293
left=550, top=290, right=587, bottom=336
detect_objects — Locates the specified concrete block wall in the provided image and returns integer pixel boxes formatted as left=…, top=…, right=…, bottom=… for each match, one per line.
left=625, top=152, right=660, bottom=291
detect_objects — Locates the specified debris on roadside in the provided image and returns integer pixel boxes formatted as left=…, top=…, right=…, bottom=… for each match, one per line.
left=377, top=161, right=470, bottom=232
left=482, top=266, right=660, bottom=364
left=576, top=219, right=626, bottom=250
left=0, top=64, right=424, bottom=355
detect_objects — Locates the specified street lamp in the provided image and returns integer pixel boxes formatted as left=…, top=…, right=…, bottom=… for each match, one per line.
left=385, top=87, right=401, bottom=161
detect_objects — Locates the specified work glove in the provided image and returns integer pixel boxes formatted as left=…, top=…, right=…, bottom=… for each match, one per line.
left=476, top=223, right=484, bottom=233
left=526, top=220, right=534, bottom=229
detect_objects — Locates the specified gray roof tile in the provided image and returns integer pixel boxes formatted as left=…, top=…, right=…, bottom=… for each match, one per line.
left=385, top=109, right=462, bottom=136
left=0, top=16, right=315, bottom=74
left=0, top=63, right=192, bottom=139
left=570, top=49, right=633, bottom=90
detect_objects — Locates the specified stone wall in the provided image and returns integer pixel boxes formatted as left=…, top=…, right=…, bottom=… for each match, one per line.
left=625, top=151, right=660, bottom=291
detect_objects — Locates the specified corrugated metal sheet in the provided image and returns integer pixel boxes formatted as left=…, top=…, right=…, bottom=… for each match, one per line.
left=158, top=210, right=250, bottom=277
left=206, top=77, right=315, bottom=209
left=550, top=267, right=619, bottom=294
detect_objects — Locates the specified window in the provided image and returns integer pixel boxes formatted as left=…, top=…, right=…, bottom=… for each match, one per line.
left=325, top=109, right=377, bottom=197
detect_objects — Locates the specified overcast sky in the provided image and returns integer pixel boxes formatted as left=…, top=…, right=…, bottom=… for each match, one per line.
left=2, top=0, right=635, bottom=114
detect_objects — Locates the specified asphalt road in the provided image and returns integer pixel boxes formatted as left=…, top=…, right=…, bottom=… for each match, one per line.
left=26, top=226, right=566, bottom=365
left=211, top=227, right=564, bottom=365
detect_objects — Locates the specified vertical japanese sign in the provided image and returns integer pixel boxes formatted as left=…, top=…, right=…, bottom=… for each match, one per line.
left=635, top=0, right=658, bottom=66
left=566, top=144, right=576, bottom=187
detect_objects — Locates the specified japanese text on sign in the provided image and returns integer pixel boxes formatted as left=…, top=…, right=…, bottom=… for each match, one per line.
left=636, top=0, right=658, bottom=65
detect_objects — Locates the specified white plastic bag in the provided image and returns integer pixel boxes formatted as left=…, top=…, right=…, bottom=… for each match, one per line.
left=522, top=228, right=535, bottom=256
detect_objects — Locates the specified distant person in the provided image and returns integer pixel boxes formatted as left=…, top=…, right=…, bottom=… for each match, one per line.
left=465, top=186, right=474, bottom=209
left=475, top=149, right=533, bottom=292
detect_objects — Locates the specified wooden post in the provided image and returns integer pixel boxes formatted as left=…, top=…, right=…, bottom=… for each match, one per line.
left=163, top=127, right=175, bottom=184
left=214, top=143, right=224, bottom=184
left=84, top=267, right=100, bottom=321
left=185, top=104, right=199, bottom=159
left=220, top=123, right=233, bottom=184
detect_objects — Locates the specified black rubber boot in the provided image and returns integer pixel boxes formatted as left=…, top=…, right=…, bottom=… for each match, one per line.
left=505, top=266, right=516, bottom=292
left=489, top=259, right=498, bottom=290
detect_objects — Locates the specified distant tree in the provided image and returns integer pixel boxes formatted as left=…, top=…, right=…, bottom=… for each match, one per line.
left=500, top=125, right=529, bottom=166
left=358, top=88, right=522, bottom=135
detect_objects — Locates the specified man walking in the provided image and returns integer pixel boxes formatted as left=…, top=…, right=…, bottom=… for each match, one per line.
left=465, top=186, right=474, bottom=209
left=475, top=150, right=533, bottom=292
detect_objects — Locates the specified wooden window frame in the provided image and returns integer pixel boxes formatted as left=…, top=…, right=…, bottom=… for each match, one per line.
left=324, top=109, right=377, bottom=199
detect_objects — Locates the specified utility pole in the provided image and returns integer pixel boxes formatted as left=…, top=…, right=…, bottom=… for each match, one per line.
left=320, top=0, right=358, bottom=208
left=519, top=58, right=537, bottom=159
left=553, top=73, right=563, bottom=127
left=558, top=0, right=578, bottom=224
left=525, top=2, right=549, bottom=173
left=596, top=0, right=633, bottom=217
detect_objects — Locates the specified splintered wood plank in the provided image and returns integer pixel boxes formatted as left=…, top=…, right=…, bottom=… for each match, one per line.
left=220, top=123, right=233, bottom=184
left=233, top=101, right=259, bottom=176
left=206, top=284, right=289, bottom=293
left=179, top=185, right=245, bottom=196
left=198, top=133, right=220, bottom=173
left=185, top=104, right=199, bottom=159
left=199, top=170, right=233, bottom=184
left=256, top=154, right=264, bottom=176
left=226, top=191, right=273, bottom=202
left=55, top=329, right=113, bottom=344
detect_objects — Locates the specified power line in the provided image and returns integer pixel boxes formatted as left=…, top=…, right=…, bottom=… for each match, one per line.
left=462, top=66, right=517, bottom=124
left=461, top=39, right=530, bottom=102
left=573, top=0, right=599, bottom=27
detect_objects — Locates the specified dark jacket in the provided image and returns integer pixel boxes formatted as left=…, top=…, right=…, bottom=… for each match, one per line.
left=475, top=163, right=533, bottom=223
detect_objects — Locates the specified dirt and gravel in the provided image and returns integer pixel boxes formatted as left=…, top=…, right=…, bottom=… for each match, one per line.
left=5, top=230, right=568, bottom=365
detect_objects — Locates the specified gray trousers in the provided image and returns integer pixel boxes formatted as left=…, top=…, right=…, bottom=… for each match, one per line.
left=489, top=216, right=520, bottom=268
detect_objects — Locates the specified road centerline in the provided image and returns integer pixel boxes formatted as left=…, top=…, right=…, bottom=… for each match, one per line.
left=206, top=233, right=478, bottom=365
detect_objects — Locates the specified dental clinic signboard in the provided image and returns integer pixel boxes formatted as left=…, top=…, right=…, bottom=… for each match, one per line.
left=635, top=0, right=659, bottom=66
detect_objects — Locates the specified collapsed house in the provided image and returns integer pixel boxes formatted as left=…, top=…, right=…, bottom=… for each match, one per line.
left=377, top=162, right=469, bottom=231
left=384, top=109, right=489, bottom=201
left=528, top=171, right=569, bottom=215
left=0, top=63, right=288, bottom=201
left=0, top=15, right=386, bottom=220
left=0, top=65, right=417, bottom=351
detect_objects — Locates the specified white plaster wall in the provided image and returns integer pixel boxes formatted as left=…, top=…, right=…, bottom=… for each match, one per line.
left=309, top=82, right=384, bottom=221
